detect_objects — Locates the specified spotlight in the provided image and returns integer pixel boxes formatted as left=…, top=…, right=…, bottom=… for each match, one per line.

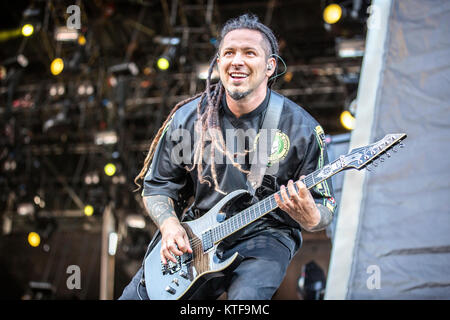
left=157, top=46, right=176, bottom=71
left=108, top=232, right=118, bottom=256
left=49, top=86, right=57, bottom=96
left=28, top=232, right=40, bottom=247
left=157, top=57, right=170, bottom=70
left=50, top=58, right=64, bottom=76
left=323, top=3, right=343, bottom=24
left=77, top=84, right=86, bottom=95
left=17, top=203, right=34, bottom=216
left=57, top=84, right=65, bottom=95
left=78, top=35, right=86, bottom=46
left=84, top=205, right=94, bottom=216
left=85, top=84, right=94, bottom=95
left=104, top=163, right=116, bottom=176
left=95, top=131, right=117, bottom=145
left=21, top=24, right=34, bottom=37
left=340, top=110, right=355, bottom=130
left=54, top=26, right=78, bottom=42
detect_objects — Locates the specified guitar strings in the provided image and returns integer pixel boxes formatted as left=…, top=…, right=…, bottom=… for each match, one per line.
left=180, top=177, right=315, bottom=251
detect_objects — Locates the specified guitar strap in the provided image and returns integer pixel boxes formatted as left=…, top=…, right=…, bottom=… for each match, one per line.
left=246, top=90, right=284, bottom=196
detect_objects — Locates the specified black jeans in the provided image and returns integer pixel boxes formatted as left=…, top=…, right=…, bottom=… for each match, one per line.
left=118, top=231, right=298, bottom=300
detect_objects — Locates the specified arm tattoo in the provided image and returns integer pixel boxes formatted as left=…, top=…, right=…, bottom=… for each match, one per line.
left=308, top=204, right=333, bottom=232
left=144, top=195, right=177, bottom=227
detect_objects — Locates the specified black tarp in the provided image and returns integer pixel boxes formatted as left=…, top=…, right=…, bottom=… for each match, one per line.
left=347, top=0, right=450, bottom=299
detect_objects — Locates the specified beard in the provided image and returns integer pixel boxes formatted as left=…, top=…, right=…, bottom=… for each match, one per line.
left=227, top=88, right=252, bottom=101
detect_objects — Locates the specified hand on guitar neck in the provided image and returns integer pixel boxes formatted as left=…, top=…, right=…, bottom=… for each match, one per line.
left=274, top=176, right=332, bottom=232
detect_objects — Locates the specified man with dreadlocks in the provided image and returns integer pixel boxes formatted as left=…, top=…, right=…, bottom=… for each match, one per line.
left=119, top=13, right=336, bottom=300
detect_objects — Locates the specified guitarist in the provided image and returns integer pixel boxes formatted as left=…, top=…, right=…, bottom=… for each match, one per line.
left=119, top=14, right=336, bottom=300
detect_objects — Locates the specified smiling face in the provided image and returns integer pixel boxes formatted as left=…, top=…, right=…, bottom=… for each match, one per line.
left=217, top=29, right=275, bottom=102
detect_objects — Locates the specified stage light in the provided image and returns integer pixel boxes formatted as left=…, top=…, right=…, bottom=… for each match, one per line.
left=28, top=232, right=40, bottom=247
left=17, top=203, right=34, bottom=216
left=126, top=215, right=146, bottom=229
left=54, top=26, right=78, bottom=42
left=86, top=84, right=94, bottom=95
left=104, top=163, right=116, bottom=176
left=57, top=84, right=65, bottom=95
left=78, top=35, right=86, bottom=46
left=95, top=131, right=117, bottom=145
left=108, top=232, right=118, bottom=256
left=22, top=24, right=34, bottom=37
left=336, top=38, right=365, bottom=58
left=157, top=57, right=170, bottom=70
left=323, top=4, right=342, bottom=24
left=84, top=205, right=94, bottom=216
left=77, top=84, right=86, bottom=95
left=340, top=110, right=355, bottom=130
left=50, top=58, right=64, bottom=76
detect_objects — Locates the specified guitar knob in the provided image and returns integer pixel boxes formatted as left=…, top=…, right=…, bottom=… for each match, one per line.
left=165, top=286, right=176, bottom=295
left=172, top=278, right=179, bottom=286
left=180, top=270, right=189, bottom=279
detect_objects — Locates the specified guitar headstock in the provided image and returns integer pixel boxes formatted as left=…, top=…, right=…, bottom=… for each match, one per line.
left=342, top=133, right=407, bottom=170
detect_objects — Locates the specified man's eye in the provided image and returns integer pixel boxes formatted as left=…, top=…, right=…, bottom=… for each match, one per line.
left=224, top=51, right=233, bottom=56
left=247, top=51, right=256, bottom=56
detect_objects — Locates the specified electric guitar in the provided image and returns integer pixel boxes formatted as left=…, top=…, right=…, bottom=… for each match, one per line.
left=143, top=133, right=407, bottom=299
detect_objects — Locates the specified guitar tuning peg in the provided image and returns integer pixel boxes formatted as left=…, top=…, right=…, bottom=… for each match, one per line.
left=399, top=142, right=405, bottom=148
left=386, top=152, right=391, bottom=158
left=392, top=146, right=398, bottom=152
left=380, top=157, right=385, bottom=162
left=372, top=160, right=378, bottom=167
left=366, top=166, right=372, bottom=172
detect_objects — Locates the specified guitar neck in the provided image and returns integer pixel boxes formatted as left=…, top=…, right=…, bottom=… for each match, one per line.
left=210, top=157, right=346, bottom=244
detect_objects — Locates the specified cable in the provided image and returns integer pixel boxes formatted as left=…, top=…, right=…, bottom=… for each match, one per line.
left=269, top=54, right=288, bottom=82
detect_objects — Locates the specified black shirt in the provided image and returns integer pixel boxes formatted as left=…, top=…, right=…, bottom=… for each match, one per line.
left=142, top=89, right=336, bottom=253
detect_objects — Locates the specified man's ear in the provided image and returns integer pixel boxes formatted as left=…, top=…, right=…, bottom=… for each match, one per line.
left=266, top=56, right=276, bottom=77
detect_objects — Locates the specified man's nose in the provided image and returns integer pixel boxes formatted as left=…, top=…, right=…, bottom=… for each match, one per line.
left=231, top=52, right=244, bottom=66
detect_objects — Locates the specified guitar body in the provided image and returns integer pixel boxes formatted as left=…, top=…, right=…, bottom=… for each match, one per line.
left=144, top=189, right=247, bottom=300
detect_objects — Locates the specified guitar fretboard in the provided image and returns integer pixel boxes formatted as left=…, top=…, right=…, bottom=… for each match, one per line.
left=209, top=158, right=342, bottom=244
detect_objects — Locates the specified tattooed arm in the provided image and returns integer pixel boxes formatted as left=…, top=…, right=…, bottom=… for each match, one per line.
left=143, top=195, right=192, bottom=264
left=143, top=195, right=178, bottom=228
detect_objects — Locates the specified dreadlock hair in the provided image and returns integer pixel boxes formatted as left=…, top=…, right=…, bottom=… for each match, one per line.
left=134, top=13, right=280, bottom=194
